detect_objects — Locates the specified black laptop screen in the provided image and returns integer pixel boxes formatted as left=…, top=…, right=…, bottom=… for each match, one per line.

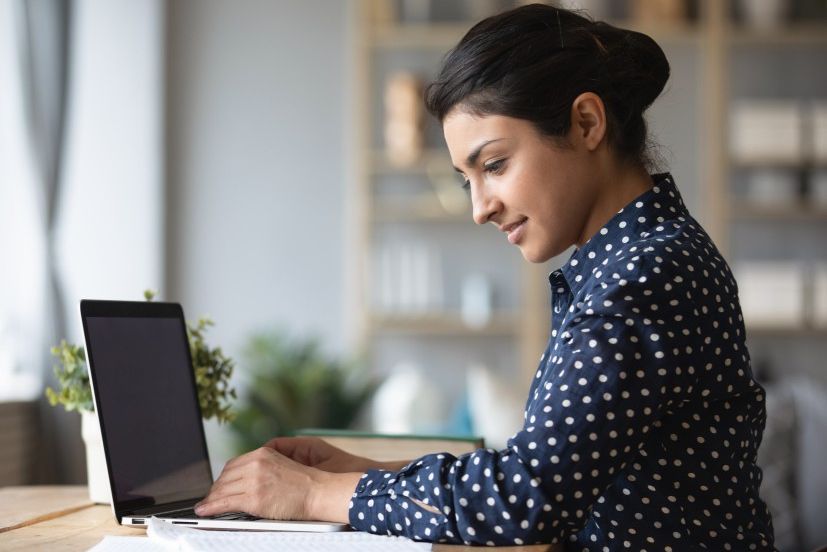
left=85, top=314, right=213, bottom=507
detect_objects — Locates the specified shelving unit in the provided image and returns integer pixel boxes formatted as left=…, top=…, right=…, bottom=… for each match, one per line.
left=712, top=2, right=827, bottom=349
left=350, top=0, right=827, bottom=423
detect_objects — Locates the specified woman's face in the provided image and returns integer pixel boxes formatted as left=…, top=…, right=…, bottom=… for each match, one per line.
left=443, top=108, right=602, bottom=264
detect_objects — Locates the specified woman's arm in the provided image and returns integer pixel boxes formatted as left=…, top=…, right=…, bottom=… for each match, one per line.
left=194, top=446, right=367, bottom=522
left=192, top=442, right=415, bottom=523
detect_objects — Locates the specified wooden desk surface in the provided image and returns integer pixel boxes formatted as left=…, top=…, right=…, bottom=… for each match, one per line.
left=0, top=486, right=561, bottom=551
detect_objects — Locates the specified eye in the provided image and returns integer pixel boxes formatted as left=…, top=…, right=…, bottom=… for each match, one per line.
left=457, top=173, right=470, bottom=191
left=484, top=158, right=506, bottom=175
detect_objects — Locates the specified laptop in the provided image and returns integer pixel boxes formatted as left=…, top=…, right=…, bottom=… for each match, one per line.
left=79, top=299, right=348, bottom=531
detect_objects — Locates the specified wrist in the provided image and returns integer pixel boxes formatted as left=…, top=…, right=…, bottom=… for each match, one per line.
left=307, top=470, right=363, bottom=524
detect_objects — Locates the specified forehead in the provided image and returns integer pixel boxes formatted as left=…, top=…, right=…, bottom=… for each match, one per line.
left=443, top=110, right=515, bottom=142
left=443, top=111, right=534, bottom=164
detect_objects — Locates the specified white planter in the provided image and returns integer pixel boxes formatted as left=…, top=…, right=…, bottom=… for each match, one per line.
left=81, top=410, right=111, bottom=504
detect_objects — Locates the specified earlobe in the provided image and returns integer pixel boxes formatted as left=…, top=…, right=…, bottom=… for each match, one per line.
left=571, top=92, right=607, bottom=151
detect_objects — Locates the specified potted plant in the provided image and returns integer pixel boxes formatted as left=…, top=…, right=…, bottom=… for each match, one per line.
left=45, top=290, right=236, bottom=503
left=230, top=330, right=380, bottom=454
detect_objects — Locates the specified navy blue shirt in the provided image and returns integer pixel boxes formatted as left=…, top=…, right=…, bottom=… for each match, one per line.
left=349, top=173, right=775, bottom=550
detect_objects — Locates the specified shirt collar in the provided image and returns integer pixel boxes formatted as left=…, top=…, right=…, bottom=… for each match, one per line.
left=551, top=172, right=688, bottom=295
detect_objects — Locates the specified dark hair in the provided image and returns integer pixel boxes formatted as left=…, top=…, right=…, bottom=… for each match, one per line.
left=424, top=3, right=670, bottom=169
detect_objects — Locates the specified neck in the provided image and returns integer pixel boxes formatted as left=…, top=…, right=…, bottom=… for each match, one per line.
left=575, top=161, right=653, bottom=248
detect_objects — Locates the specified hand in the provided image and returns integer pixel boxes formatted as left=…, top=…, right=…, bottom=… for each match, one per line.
left=194, top=446, right=362, bottom=523
left=262, top=436, right=371, bottom=473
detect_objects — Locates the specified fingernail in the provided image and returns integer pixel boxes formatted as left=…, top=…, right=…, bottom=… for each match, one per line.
left=194, top=504, right=205, bottom=514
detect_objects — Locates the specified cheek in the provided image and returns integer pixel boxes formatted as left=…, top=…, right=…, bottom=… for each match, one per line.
left=526, top=186, right=586, bottom=255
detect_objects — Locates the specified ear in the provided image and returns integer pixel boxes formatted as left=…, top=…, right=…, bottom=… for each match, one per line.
left=569, top=92, right=607, bottom=152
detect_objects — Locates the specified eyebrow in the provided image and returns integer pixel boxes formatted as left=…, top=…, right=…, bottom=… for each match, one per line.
left=452, top=139, right=504, bottom=173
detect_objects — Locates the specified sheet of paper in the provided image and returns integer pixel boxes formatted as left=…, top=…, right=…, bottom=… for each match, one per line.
left=87, top=535, right=167, bottom=552
left=146, top=516, right=431, bottom=552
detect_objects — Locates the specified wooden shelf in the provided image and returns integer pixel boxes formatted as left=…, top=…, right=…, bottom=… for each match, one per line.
left=730, top=202, right=827, bottom=220
left=729, top=24, right=827, bottom=46
left=746, top=324, right=827, bottom=337
left=730, top=156, right=827, bottom=169
left=369, top=311, right=520, bottom=336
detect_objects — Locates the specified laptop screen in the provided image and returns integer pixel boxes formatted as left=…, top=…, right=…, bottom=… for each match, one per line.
left=82, top=304, right=213, bottom=510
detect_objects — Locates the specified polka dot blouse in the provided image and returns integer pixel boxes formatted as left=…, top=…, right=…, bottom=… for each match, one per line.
left=348, top=173, right=775, bottom=550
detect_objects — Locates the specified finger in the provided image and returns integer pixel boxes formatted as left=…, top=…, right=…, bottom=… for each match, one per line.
left=262, top=436, right=287, bottom=448
left=205, top=474, right=245, bottom=498
left=194, top=493, right=245, bottom=517
left=199, top=479, right=247, bottom=508
left=263, top=436, right=307, bottom=456
left=214, top=450, right=289, bottom=496
left=266, top=438, right=324, bottom=467
left=220, top=447, right=272, bottom=476
left=218, top=450, right=255, bottom=475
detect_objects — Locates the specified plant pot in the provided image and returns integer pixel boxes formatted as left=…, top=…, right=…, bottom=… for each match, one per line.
left=81, top=410, right=111, bottom=504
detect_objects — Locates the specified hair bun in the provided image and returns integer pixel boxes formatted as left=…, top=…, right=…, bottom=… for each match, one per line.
left=587, top=22, right=669, bottom=113
left=622, top=29, right=670, bottom=111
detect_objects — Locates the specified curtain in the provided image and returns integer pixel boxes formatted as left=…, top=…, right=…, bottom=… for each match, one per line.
left=14, top=0, right=74, bottom=483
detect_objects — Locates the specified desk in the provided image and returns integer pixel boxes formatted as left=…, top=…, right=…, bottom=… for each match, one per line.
left=0, top=486, right=561, bottom=551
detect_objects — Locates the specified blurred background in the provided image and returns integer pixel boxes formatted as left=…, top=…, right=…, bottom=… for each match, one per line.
left=1, top=0, right=826, bottom=549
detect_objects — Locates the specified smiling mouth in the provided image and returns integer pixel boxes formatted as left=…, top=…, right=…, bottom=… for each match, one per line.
left=505, top=218, right=527, bottom=245
left=501, top=217, right=528, bottom=234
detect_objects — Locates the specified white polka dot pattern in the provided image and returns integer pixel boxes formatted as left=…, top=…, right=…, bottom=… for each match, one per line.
left=348, top=174, right=775, bottom=550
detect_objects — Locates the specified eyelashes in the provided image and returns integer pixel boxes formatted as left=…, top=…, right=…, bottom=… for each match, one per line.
left=460, top=158, right=508, bottom=191
left=485, top=158, right=507, bottom=175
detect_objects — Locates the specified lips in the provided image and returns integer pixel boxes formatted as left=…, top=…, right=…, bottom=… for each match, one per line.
left=502, top=217, right=527, bottom=245
left=501, top=217, right=528, bottom=234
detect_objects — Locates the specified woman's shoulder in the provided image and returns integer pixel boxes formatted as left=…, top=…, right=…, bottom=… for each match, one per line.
left=566, top=225, right=740, bottom=346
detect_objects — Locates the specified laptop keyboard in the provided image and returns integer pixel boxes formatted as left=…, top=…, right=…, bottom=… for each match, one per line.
left=159, top=507, right=261, bottom=521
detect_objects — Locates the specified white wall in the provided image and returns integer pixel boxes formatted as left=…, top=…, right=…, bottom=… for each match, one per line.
left=165, top=0, right=354, bottom=470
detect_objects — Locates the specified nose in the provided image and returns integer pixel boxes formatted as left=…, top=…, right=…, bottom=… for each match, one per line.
left=471, top=182, right=502, bottom=226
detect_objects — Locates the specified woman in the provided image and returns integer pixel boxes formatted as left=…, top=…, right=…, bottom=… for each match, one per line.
left=195, top=4, right=775, bottom=549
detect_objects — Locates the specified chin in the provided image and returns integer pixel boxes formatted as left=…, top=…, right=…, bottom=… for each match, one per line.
left=520, top=246, right=554, bottom=264
left=519, top=238, right=566, bottom=264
